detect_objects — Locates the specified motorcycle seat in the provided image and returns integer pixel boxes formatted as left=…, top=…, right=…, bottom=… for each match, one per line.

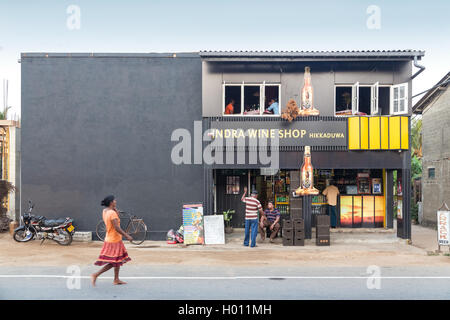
left=42, top=218, right=67, bottom=227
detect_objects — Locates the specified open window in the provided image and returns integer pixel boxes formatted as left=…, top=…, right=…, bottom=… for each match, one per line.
left=378, top=86, right=390, bottom=115
left=391, top=83, right=408, bottom=115
left=370, top=82, right=379, bottom=115
left=243, top=85, right=261, bottom=115
left=335, top=82, right=408, bottom=116
left=223, top=83, right=280, bottom=116
left=263, top=85, right=280, bottom=115
left=335, top=86, right=353, bottom=116
left=224, top=85, right=242, bottom=115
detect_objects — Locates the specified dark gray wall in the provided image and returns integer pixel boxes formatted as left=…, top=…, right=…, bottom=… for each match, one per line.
left=21, top=54, right=203, bottom=239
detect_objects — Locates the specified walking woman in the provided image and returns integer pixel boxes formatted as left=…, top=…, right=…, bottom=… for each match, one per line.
left=91, top=195, right=133, bottom=286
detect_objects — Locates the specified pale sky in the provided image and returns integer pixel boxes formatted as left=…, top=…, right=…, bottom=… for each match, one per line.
left=1, top=0, right=449, bottom=119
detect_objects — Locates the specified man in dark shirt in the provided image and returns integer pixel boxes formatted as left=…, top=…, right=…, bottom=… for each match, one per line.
left=259, top=201, right=281, bottom=243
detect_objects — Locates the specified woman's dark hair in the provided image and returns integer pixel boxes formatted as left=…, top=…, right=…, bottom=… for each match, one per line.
left=101, top=195, right=115, bottom=207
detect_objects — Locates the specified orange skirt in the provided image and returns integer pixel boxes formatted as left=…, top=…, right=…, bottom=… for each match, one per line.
left=94, top=241, right=131, bottom=267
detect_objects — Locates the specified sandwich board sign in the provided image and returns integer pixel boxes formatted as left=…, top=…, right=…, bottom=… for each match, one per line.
left=204, top=215, right=225, bottom=245
left=182, top=204, right=204, bottom=245
left=437, top=203, right=450, bottom=251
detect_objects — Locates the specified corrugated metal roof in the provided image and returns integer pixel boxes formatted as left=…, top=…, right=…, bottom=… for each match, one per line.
left=413, top=71, right=450, bottom=114
left=200, top=50, right=425, bottom=60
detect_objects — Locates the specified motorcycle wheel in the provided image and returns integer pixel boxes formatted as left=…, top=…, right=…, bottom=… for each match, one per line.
left=13, top=228, right=34, bottom=242
left=55, top=229, right=73, bottom=246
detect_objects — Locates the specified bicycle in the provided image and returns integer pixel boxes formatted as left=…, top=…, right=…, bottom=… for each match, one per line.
left=96, top=210, right=147, bottom=245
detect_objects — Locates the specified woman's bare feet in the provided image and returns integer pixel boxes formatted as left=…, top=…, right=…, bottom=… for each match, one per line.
left=91, top=274, right=98, bottom=287
left=113, top=279, right=127, bottom=285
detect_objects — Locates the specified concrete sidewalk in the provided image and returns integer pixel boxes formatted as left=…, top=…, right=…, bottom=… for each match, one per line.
left=1, top=223, right=448, bottom=268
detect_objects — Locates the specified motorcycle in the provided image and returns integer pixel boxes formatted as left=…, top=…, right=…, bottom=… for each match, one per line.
left=13, top=200, right=75, bottom=246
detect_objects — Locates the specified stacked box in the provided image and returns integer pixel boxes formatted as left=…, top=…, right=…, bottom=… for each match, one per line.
left=315, top=214, right=330, bottom=246
left=293, top=218, right=305, bottom=246
left=282, top=226, right=294, bottom=246
left=290, top=197, right=303, bottom=219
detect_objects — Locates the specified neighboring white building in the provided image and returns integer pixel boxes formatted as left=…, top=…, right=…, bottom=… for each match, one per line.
left=0, top=120, right=20, bottom=222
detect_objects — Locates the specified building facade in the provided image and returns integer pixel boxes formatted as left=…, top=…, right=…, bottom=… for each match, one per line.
left=413, top=72, right=450, bottom=227
left=21, top=50, right=424, bottom=240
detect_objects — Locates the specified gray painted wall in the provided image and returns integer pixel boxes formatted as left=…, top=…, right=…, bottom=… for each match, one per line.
left=421, top=88, right=450, bottom=227
left=202, top=61, right=412, bottom=117
left=21, top=54, right=203, bottom=239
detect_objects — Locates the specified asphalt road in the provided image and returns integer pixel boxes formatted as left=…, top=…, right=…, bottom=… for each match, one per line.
left=1, top=265, right=449, bottom=300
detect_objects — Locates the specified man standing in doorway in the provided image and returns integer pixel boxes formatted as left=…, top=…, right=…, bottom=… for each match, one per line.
left=241, top=186, right=263, bottom=247
left=322, top=179, right=339, bottom=228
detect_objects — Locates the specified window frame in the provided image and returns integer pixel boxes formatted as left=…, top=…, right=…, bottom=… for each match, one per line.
left=223, top=82, right=281, bottom=117
left=390, top=82, right=408, bottom=115
left=334, top=83, right=400, bottom=117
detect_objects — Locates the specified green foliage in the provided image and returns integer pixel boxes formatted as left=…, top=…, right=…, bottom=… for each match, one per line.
left=411, top=118, right=422, bottom=156
left=223, top=209, right=235, bottom=228
left=0, top=107, right=11, bottom=120
left=410, top=198, right=418, bottom=222
left=411, top=155, right=422, bottom=181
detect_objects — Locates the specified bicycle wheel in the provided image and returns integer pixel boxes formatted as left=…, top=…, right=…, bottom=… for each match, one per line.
left=127, top=220, right=147, bottom=245
left=95, top=220, right=106, bottom=241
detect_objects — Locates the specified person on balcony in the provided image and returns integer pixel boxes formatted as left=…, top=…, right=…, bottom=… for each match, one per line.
left=265, top=98, right=279, bottom=115
left=225, top=99, right=235, bottom=114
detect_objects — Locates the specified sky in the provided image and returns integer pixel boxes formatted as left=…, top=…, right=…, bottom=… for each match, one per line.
left=0, top=0, right=449, bottom=118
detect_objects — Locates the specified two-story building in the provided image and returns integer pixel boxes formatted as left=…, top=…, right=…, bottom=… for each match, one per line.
left=21, top=50, right=424, bottom=240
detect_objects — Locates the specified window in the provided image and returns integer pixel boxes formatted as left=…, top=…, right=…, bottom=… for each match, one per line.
left=428, top=168, right=435, bottom=179
left=335, top=82, right=408, bottom=116
left=223, top=83, right=280, bottom=116
left=226, top=176, right=240, bottom=194
left=391, top=83, right=408, bottom=115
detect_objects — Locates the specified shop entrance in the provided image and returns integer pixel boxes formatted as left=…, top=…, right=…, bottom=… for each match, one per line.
left=214, top=169, right=292, bottom=228
left=214, top=168, right=389, bottom=229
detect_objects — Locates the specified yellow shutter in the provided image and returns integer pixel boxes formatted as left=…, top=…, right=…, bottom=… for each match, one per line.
left=360, top=117, right=369, bottom=149
left=401, top=116, right=409, bottom=150
left=369, top=117, right=381, bottom=150
left=380, top=117, right=389, bottom=149
left=389, top=117, right=401, bottom=149
left=348, top=117, right=360, bottom=150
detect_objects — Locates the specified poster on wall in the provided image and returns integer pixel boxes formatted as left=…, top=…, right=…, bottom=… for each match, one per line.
left=182, top=204, right=204, bottom=245
left=397, top=199, right=403, bottom=219
left=437, top=209, right=449, bottom=246
left=204, top=215, right=225, bottom=245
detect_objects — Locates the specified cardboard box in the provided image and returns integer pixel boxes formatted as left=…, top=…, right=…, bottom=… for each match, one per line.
left=316, top=236, right=330, bottom=246
left=316, top=226, right=330, bottom=237
left=315, top=214, right=330, bottom=226
left=294, top=228, right=304, bottom=237
left=283, top=220, right=293, bottom=229
left=283, top=237, right=294, bottom=246
left=293, top=218, right=304, bottom=229
left=283, top=228, right=293, bottom=238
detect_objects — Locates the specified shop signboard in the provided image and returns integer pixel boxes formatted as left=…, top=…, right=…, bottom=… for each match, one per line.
left=204, top=215, right=225, bottom=245
left=437, top=204, right=450, bottom=248
left=210, top=120, right=347, bottom=147
left=182, top=204, right=204, bottom=245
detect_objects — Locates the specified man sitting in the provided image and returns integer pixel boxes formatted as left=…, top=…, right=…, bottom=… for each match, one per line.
left=259, top=201, right=281, bottom=243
